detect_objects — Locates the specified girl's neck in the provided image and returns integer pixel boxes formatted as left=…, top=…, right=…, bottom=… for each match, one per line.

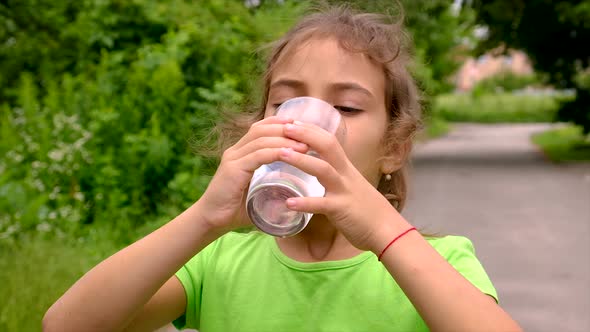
left=275, top=215, right=363, bottom=262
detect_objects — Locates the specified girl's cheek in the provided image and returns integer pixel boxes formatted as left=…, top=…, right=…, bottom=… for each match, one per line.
left=263, top=106, right=274, bottom=118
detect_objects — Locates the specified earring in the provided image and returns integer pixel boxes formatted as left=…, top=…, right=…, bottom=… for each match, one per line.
left=385, top=174, right=392, bottom=181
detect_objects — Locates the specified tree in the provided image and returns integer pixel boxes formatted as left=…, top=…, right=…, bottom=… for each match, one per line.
left=0, top=0, right=305, bottom=235
left=330, top=0, right=477, bottom=95
left=473, top=0, right=590, bottom=134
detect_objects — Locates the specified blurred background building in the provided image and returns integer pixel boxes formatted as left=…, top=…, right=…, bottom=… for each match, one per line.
left=455, top=49, right=534, bottom=91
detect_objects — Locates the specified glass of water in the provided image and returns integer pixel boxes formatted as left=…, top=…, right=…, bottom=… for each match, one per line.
left=246, top=97, right=346, bottom=237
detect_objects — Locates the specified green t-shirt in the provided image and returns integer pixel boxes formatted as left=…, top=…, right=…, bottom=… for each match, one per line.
left=173, top=231, right=497, bottom=332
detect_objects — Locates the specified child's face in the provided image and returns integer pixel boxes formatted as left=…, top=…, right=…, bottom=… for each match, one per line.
left=266, top=37, right=390, bottom=187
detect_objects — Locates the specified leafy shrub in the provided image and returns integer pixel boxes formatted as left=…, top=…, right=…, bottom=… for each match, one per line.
left=557, top=70, right=590, bottom=135
left=473, top=71, right=542, bottom=94
left=432, top=92, right=571, bottom=123
left=532, top=125, right=590, bottom=162
left=0, top=0, right=306, bottom=242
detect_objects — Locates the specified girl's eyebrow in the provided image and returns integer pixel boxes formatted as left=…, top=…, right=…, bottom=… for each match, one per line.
left=330, top=82, right=374, bottom=98
left=270, top=79, right=305, bottom=90
left=270, top=79, right=374, bottom=98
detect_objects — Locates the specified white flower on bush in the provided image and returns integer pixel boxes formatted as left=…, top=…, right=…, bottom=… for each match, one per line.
left=36, top=222, right=52, bottom=232
left=73, top=131, right=92, bottom=150
left=44, top=112, right=93, bottom=177
left=31, top=161, right=46, bottom=169
left=22, top=133, right=40, bottom=153
left=49, top=186, right=61, bottom=200
left=12, top=107, right=25, bottom=125
left=6, top=150, right=24, bottom=163
left=48, top=149, right=65, bottom=161
left=73, top=192, right=84, bottom=201
left=58, top=207, right=82, bottom=223
left=33, top=179, right=45, bottom=192
left=0, top=224, right=21, bottom=239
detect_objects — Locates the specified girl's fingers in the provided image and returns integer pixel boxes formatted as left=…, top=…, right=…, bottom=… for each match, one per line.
left=232, top=124, right=286, bottom=151
left=283, top=121, right=348, bottom=172
left=286, top=196, right=339, bottom=217
left=231, top=137, right=308, bottom=160
left=231, top=116, right=294, bottom=151
left=251, top=115, right=293, bottom=127
left=234, top=147, right=287, bottom=175
left=278, top=148, right=343, bottom=191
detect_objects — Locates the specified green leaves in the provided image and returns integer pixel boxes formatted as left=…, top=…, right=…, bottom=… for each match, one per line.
left=473, top=0, right=590, bottom=133
left=331, top=0, right=477, bottom=95
left=0, top=0, right=301, bottom=241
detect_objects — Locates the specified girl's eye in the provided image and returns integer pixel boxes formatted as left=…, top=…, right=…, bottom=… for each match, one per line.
left=272, top=103, right=284, bottom=109
left=334, top=106, right=362, bottom=114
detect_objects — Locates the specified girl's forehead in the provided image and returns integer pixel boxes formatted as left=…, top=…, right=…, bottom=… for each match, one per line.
left=274, top=37, right=369, bottom=69
left=269, top=37, right=385, bottom=96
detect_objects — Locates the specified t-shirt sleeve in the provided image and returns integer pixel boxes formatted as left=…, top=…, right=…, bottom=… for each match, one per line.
left=172, top=239, right=218, bottom=330
left=431, top=236, right=499, bottom=303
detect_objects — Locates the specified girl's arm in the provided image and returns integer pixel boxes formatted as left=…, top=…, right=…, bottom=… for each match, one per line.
left=122, top=275, right=186, bottom=332
left=374, top=219, right=523, bottom=332
left=43, top=201, right=222, bottom=332
left=43, top=116, right=305, bottom=332
left=278, top=121, right=523, bottom=332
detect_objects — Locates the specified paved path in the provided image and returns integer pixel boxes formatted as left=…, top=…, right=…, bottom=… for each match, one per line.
left=403, top=123, right=590, bottom=332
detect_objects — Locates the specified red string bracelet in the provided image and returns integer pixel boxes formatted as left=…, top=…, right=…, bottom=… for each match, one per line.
left=377, top=227, right=417, bottom=261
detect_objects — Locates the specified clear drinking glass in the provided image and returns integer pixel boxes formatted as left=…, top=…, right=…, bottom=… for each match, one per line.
left=246, top=97, right=346, bottom=237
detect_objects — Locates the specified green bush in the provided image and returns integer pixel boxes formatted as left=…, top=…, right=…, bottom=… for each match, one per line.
left=424, top=116, right=451, bottom=139
left=0, top=0, right=307, bottom=242
left=0, top=2, right=309, bottom=329
left=532, top=125, right=590, bottom=162
left=575, top=70, right=590, bottom=90
left=432, top=92, right=571, bottom=123
left=558, top=71, right=590, bottom=135
left=473, top=71, right=541, bottom=94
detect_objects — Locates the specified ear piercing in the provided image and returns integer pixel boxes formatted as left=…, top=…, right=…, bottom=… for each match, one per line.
left=385, top=174, right=392, bottom=181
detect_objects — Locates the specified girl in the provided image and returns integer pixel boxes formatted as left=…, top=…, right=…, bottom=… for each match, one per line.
left=43, top=5, right=523, bottom=332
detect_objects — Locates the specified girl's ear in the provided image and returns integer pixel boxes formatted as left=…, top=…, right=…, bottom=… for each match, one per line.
left=379, top=140, right=412, bottom=174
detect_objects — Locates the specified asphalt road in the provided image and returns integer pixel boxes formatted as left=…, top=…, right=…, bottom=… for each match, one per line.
left=403, top=123, right=590, bottom=332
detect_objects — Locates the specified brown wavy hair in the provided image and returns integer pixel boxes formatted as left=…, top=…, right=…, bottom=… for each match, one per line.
left=210, top=4, right=423, bottom=211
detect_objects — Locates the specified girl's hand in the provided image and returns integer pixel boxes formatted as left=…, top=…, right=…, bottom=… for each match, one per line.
left=278, top=121, right=408, bottom=252
left=197, top=116, right=309, bottom=233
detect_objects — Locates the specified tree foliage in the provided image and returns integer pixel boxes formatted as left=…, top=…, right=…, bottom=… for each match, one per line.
left=330, top=0, right=476, bottom=95
left=473, top=0, right=590, bottom=134
left=0, top=0, right=471, bottom=241
left=0, top=0, right=305, bottom=241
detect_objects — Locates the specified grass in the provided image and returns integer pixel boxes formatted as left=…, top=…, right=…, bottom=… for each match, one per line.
left=0, top=229, right=127, bottom=332
left=532, top=125, right=590, bottom=162
left=420, top=115, right=451, bottom=140
left=433, top=93, right=570, bottom=123
left=0, top=213, right=172, bottom=332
